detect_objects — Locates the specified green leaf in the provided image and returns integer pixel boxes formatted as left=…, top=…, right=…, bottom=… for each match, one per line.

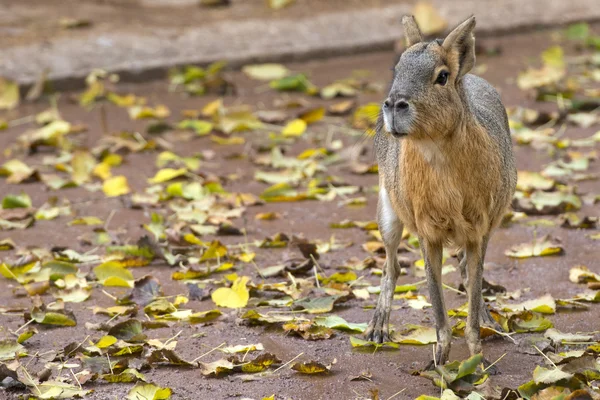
left=177, top=119, right=213, bottom=136
left=532, top=365, right=573, bottom=384
left=455, top=353, right=483, bottom=380
left=0, top=338, right=25, bottom=361
left=31, top=309, right=77, bottom=326
left=17, top=327, right=38, bottom=344
left=108, top=319, right=146, bottom=342
left=565, top=22, right=589, bottom=41
left=508, top=311, right=553, bottom=333
left=269, top=74, right=317, bottom=95
left=293, top=295, right=340, bottom=314
left=313, top=315, right=367, bottom=333
left=94, top=261, right=134, bottom=287
left=2, top=193, right=32, bottom=209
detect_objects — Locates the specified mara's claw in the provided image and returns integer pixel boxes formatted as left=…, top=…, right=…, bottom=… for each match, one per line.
left=365, top=310, right=390, bottom=343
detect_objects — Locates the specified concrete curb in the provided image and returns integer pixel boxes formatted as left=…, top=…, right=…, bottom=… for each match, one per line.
left=2, top=0, right=600, bottom=87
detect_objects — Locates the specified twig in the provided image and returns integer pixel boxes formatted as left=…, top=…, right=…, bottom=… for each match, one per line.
left=533, top=345, right=558, bottom=369
left=14, top=318, right=35, bottom=334
left=273, top=352, right=304, bottom=373
left=70, top=368, right=82, bottom=390
left=483, top=352, right=506, bottom=372
left=191, top=342, right=226, bottom=363
left=164, top=330, right=182, bottom=347
left=442, top=283, right=463, bottom=295
left=387, top=388, right=406, bottom=400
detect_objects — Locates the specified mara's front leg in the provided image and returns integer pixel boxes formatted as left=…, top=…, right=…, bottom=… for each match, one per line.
left=365, top=188, right=403, bottom=343
left=423, top=238, right=452, bottom=369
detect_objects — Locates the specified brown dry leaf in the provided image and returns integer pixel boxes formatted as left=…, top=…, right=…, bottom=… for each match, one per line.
left=291, top=360, right=332, bottom=374
left=283, top=320, right=334, bottom=340
left=328, top=100, right=355, bottom=115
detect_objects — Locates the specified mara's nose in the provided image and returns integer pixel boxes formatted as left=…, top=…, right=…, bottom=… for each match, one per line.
left=383, top=98, right=409, bottom=111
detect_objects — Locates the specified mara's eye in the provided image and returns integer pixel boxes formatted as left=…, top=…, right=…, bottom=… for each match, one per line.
left=436, top=71, right=449, bottom=86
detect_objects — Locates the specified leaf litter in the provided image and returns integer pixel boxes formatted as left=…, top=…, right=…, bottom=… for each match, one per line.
left=0, top=18, right=599, bottom=400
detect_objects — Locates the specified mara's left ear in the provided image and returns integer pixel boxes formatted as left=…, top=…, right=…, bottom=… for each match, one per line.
left=442, top=16, right=476, bottom=81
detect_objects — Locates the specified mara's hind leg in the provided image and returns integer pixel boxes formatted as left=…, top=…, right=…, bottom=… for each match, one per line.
left=458, top=237, right=501, bottom=331
left=423, top=238, right=451, bottom=369
left=365, top=188, right=403, bottom=343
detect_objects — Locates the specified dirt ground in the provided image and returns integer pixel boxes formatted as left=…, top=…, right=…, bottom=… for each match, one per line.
left=1, top=25, right=600, bottom=400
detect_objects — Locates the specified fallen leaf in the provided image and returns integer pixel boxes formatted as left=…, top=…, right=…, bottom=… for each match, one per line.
left=126, top=382, right=172, bottom=400
left=211, top=276, right=250, bottom=308
left=505, top=235, right=564, bottom=258
left=267, top=0, right=295, bottom=10
left=0, top=77, right=20, bottom=110
left=569, top=265, right=600, bottom=284
left=291, top=360, right=331, bottom=374
left=413, top=1, right=448, bottom=36
left=242, top=64, right=290, bottom=81
left=103, top=176, right=130, bottom=197
left=281, top=119, right=307, bottom=137
left=313, top=315, right=367, bottom=333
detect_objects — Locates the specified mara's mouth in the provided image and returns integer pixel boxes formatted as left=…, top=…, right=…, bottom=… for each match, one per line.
left=389, top=130, right=408, bottom=138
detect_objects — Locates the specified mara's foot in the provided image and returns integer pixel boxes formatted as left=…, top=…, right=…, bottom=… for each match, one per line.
left=480, top=305, right=504, bottom=334
left=364, top=310, right=390, bottom=343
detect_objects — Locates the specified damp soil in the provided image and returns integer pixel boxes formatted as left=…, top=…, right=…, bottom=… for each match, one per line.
left=1, top=27, right=599, bottom=400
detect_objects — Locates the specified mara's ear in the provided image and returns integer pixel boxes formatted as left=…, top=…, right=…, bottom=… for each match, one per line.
left=402, top=15, right=423, bottom=47
left=442, top=16, right=476, bottom=81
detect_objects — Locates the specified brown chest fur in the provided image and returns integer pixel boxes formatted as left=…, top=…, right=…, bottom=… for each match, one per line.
left=389, top=127, right=505, bottom=246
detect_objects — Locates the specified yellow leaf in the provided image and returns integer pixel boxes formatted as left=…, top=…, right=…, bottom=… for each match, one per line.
left=103, top=176, right=130, bottom=197
left=201, top=99, right=223, bottom=118
left=281, top=119, right=307, bottom=137
left=237, top=252, right=255, bottom=263
left=0, top=77, right=20, bottom=110
left=299, top=107, right=325, bottom=124
left=93, top=162, right=112, bottom=180
left=210, top=135, right=245, bottom=145
left=148, top=168, right=187, bottom=184
left=71, top=150, right=97, bottom=185
left=413, top=1, right=448, bottom=36
left=94, top=261, right=134, bottom=287
left=211, top=276, right=250, bottom=308
left=242, top=64, right=290, bottom=81
left=128, top=105, right=170, bottom=120
left=96, top=335, right=118, bottom=349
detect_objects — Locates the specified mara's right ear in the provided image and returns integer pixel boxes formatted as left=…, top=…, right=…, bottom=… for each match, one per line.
left=402, top=15, right=423, bottom=47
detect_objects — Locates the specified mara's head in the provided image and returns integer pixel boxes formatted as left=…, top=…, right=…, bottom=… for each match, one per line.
left=382, top=15, right=476, bottom=139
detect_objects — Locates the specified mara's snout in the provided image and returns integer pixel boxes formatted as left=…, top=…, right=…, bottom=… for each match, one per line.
left=382, top=95, right=412, bottom=137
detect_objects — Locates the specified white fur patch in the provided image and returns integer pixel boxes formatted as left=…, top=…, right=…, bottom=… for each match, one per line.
left=382, top=110, right=391, bottom=133
left=379, top=188, right=399, bottom=237
left=416, top=139, right=445, bottom=165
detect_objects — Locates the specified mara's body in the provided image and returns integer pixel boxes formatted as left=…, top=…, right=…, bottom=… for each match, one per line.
left=375, top=73, right=515, bottom=247
left=365, top=15, right=517, bottom=370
